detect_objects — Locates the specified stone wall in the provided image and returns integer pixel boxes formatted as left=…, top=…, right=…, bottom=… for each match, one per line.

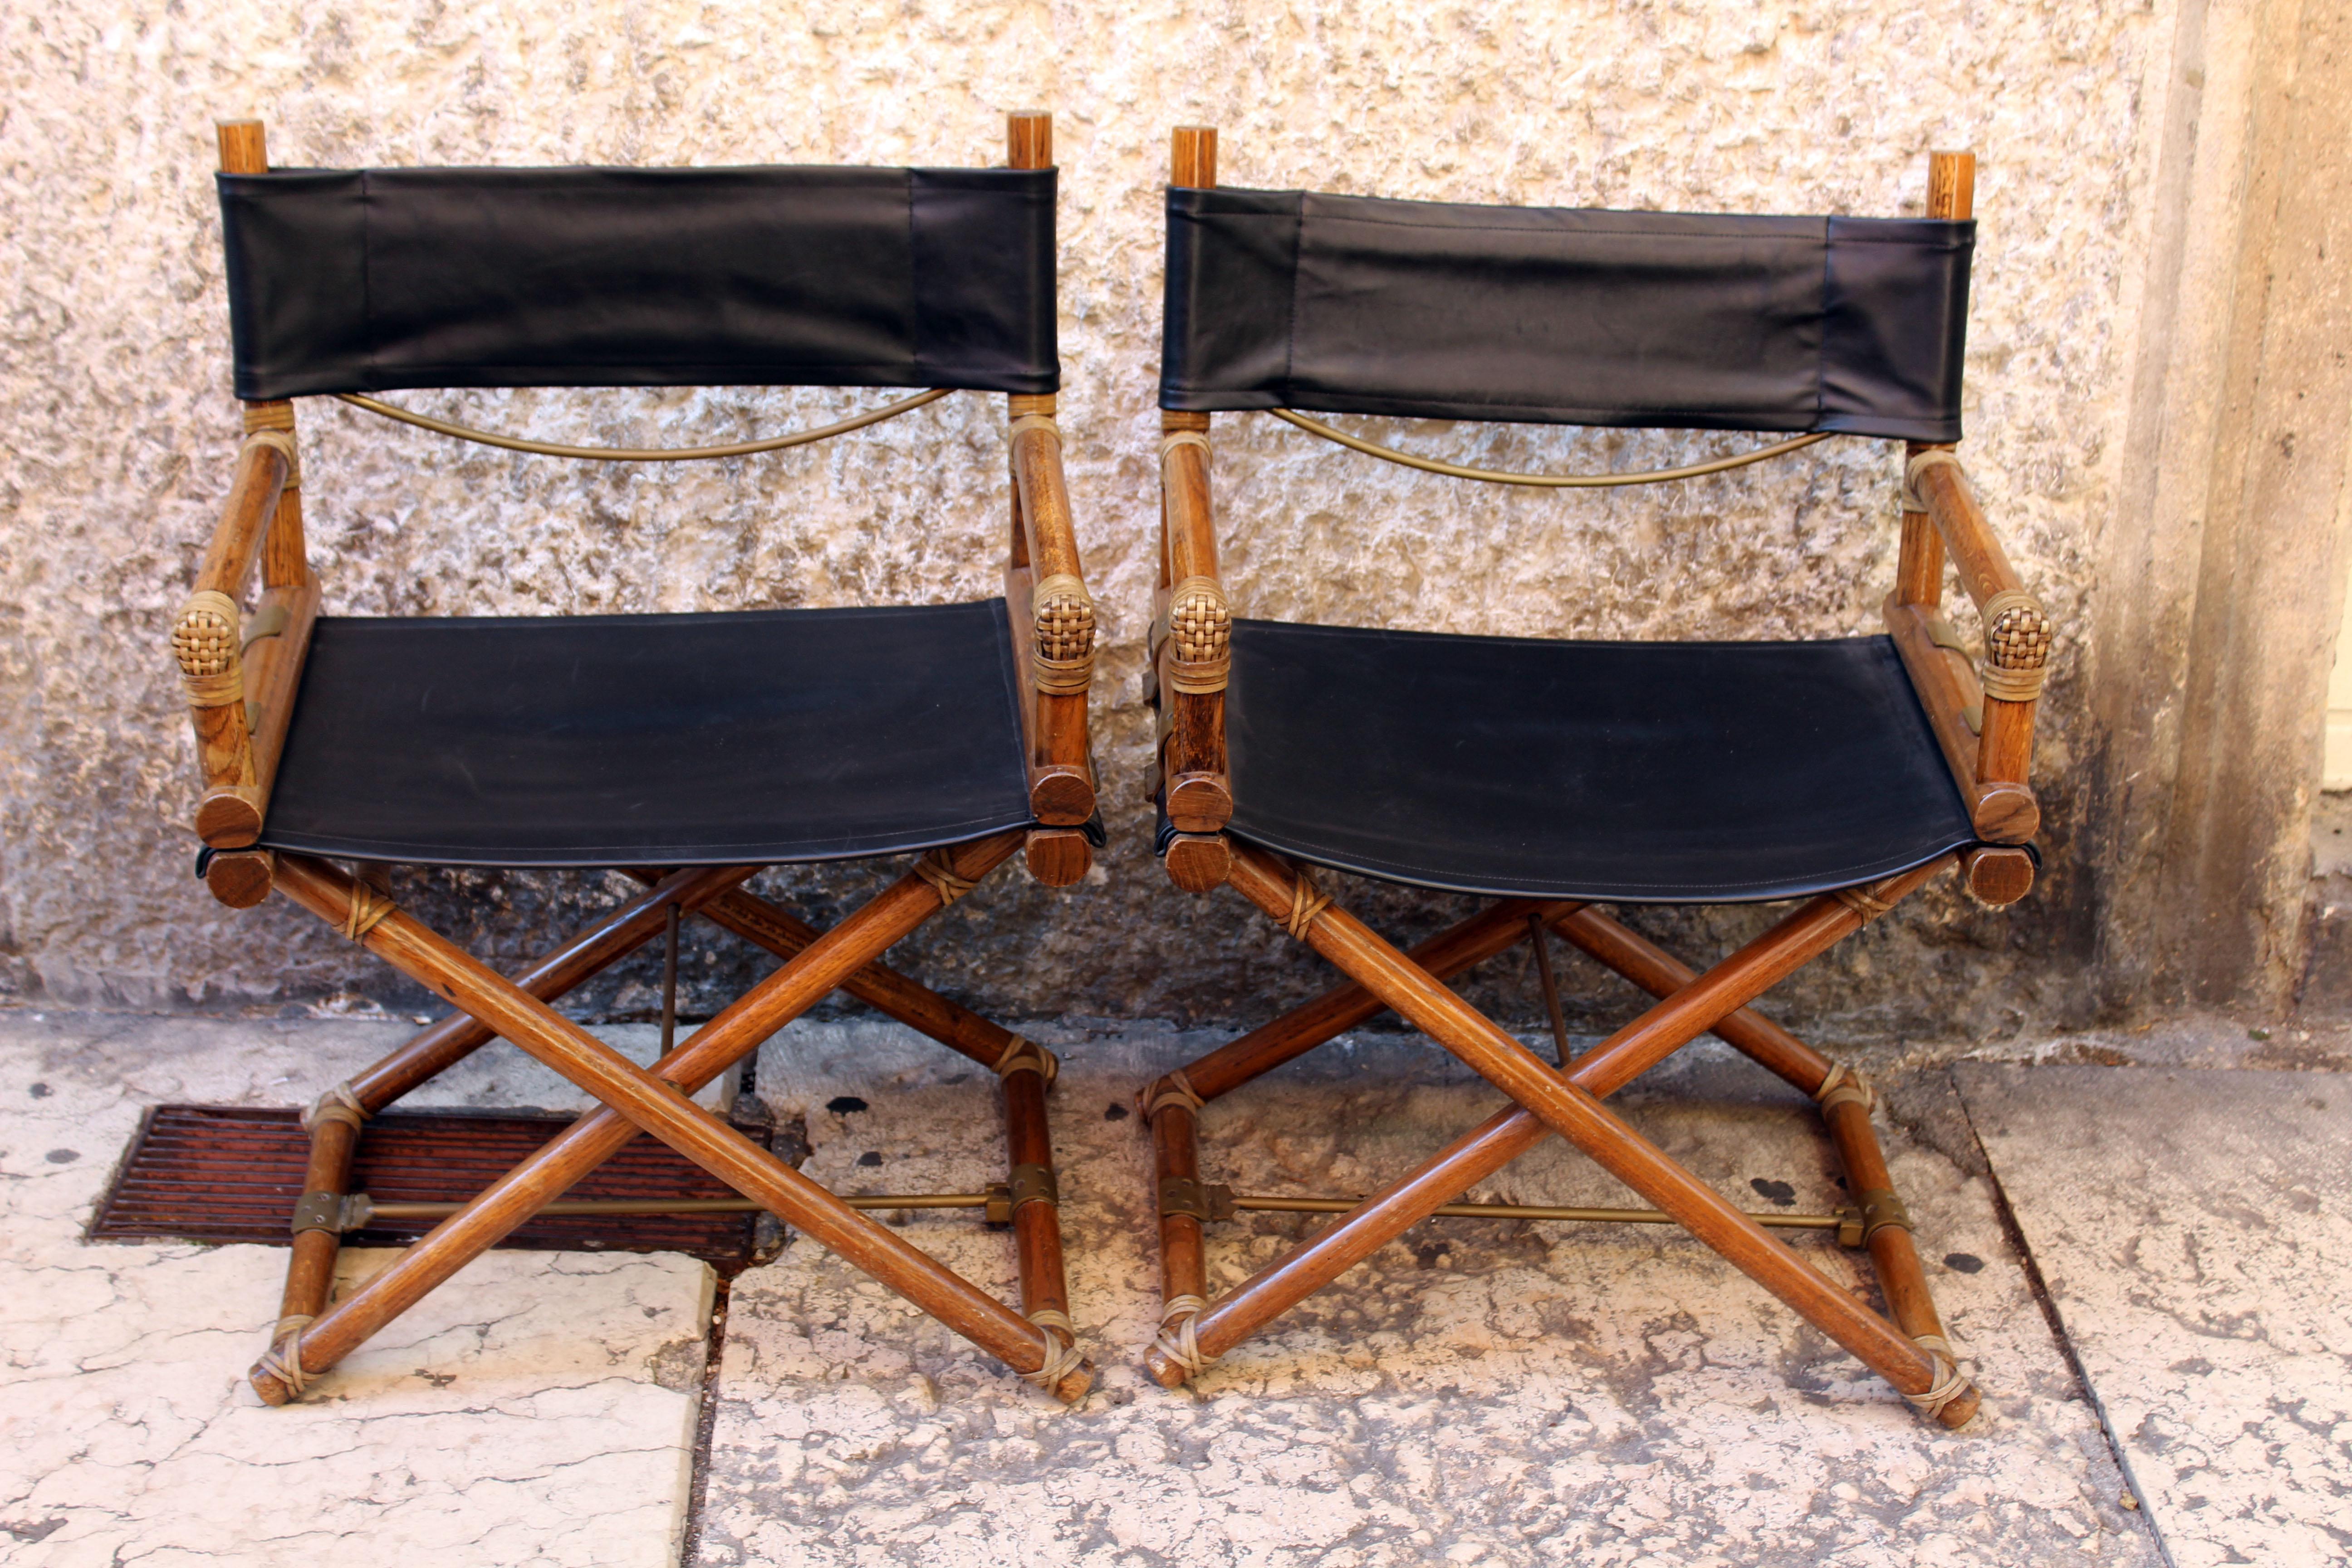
left=1, top=1, right=2337, bottom=1047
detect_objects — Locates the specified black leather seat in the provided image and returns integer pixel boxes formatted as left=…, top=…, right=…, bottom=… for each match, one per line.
left=262, top=600, right=1034, bottom=867
left=1224, top=618, right=1974, bottom=902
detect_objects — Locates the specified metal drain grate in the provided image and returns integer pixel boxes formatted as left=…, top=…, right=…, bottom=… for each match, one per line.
left=91, top=1105, right=757, bottom=1269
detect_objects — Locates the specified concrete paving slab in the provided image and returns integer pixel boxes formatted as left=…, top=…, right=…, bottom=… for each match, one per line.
left=696, top=1022, right=2156, bottom=1567
left=1957, top=1063, right=2352, bottom=1568
left=0, top=1011, right=715, bottom=1568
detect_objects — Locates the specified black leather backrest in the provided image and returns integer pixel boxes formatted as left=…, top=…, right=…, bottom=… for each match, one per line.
left=219, top=166, right=1058, bottom=399
left=1160, top=186, right=1970, bottom=442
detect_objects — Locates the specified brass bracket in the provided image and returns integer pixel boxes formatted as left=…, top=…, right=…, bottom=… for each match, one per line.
left=289, top=1191, right=372, bottom=1235
left=1158, top=1176, right=1237, bottom=1222
left=1855, top=1187, right=1913, bottom=1240
left=1007, top=1162, right=1059, bottom=1212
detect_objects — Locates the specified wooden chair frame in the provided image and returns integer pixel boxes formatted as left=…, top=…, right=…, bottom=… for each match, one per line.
left=176, top=113, right=1101, bottom=1405
left=1137, top=130, right=2053, bottom=1427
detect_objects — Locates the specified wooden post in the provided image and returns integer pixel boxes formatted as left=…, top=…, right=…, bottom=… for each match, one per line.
left=1156, top=127, right=1233, bottom=856
left=216, top=119, right=310, bottom=591
left=1003, top=109, right=1097, bottom=885
left=1893, top=155, right=1973, bottom=608
left=1001, top=1067, right=1071, bottom=1344
left=1823, top=1094, right=1955, bottom=1358
left=1151, top=1096, right=1210, bottom=1334
left=186, top=118, right=317, bottom=884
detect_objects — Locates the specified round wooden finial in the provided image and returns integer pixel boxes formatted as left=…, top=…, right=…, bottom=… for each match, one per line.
left=1171, top=126, right=1218, bottom=188
left=1926, top=150, right=1975, bottom=220
left=1007, top=110, right=1053, bottom=170
left=217, top=118, right=269, bottom=174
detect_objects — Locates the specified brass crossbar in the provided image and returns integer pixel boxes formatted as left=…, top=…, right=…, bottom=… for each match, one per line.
left=356, top=1192, right=997, bottom=1221
left=1219, top=1192, right=1856, bottom=1235
left=1269, top=408, right=1834, bottom=487
left=354, top=1190, right=1853, bottom=1236
left=334, top=386, right=953, bottom=461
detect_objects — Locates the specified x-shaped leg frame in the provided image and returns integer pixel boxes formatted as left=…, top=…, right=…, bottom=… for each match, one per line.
left=251, top=829, right=1092, bottom=1406
left=1138, top=843, right=1977, bottom=1427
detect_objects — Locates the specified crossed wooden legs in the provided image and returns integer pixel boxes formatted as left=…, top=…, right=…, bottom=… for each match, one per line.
left=252, top=831, right=1090, bottom=1406
left=1139, top=844, right=1977, bottom=1427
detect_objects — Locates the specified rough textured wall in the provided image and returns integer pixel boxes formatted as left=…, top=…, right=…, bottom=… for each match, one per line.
left=0, top=2, right=2168, bottom=1046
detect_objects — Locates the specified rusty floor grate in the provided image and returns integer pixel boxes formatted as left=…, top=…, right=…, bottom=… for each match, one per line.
left=91, top=1105, right=757, bottom=1269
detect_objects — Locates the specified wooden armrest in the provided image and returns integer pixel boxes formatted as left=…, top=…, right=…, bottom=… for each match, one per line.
left=1006, top=408, right=1096, bottom=830
left=1906, top=451, right=2055, bottom=806
left=1156, top=417, right=1232, bottom=837
left=173, top=433, right=297, bottom=849
left=1884, top=595, right=2039, bottom=843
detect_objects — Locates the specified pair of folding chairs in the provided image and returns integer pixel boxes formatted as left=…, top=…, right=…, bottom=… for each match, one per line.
left=176, top=114, right=2045, bottom=1432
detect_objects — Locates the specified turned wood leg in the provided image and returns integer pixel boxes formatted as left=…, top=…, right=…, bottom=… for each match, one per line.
left=1000, top=1056, right=1072, bottom=1348
left=1145, top=1092, right=1210, bottom=1374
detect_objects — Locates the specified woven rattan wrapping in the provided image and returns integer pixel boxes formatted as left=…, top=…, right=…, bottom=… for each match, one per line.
left=1980, top=588, right=2053, bottom=702
left=243, top=427, right=300, bottom=489
left=1165, top=574, right=1231, bottom=694
left=1031, top=572, right=1095, bottom=694
left=173, top=591, right=245, bottom=706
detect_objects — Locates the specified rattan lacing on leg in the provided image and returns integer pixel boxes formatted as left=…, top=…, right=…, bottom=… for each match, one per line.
left=341, top=883, right=396, bottom=943
left=256, top=1321, right=312, bottom=1398
left=1145, top=1069, right=1205, bottom=1122
left=301, top=1081, right=368, bottom=1133
left=1905, top=1353, right=1972, bottom=1421
left=914, top=850, right=978, bottom=906
left=1154, top=1293, right=1212, bottom=1380
left=993, top=1037, right=1061, bottom=1088
left=242, top=428, right=300, bottom=490
left=1283, top=869, right=1332, bottom=940
left=1900, top=448, right=1963, bottom=513
left=1022, top=1310, right=1085, bottom=1392
left=1834, top=883, right=1898, bottom=923
left=1815, top=1063, right=1877, bottom=1117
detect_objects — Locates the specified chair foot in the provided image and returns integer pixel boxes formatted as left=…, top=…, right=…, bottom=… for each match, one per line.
left=1931, top=1382, right=1982, bottom=1429
left=1047, top=1360, right=1097, bottom=1403
left=1142, top=1344, right=1190, bottom=1389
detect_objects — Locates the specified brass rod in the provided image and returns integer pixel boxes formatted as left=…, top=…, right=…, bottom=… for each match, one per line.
left=659, top=902, right=680, bottom=1057
left=1230, top=1194, right=1844, bottom=1229
left=361, top=1193, right=992, bottom=1220
left=1269, top=408, right=1835, bottom=487
left=1528, top=912, right=1572, bottom=1067
left=333, top=386, right=953, bottom=462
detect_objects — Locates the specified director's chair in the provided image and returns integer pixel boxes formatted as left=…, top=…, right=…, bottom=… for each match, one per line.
left=1137, top=129, right=2051, bottom=1427
left=175, top=112, right=1102, bottom=1405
